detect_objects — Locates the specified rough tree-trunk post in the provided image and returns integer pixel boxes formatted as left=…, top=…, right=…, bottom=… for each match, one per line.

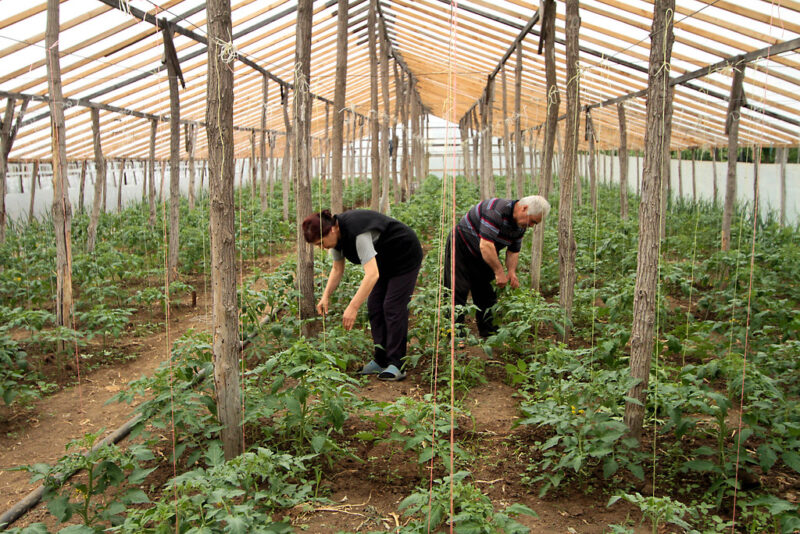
left=721, top=63, right=746, bottom=252
left=618, top=103, right=628, bottom=219
left=268, top=133, right=276, bottom=200
left=379, top=23, right=391, bottom=213
left=692, top=148, right=697, bottom=204
left=514, top=41, right=524, bottom=198
left=1, top=97, right=29, bottom=243
left=250, top=131, right=257, bottom=195
left=712, top=147, right=718, bottom=207
left=624, top=0, right=676, bottom=440
left=87, top=108, right=105, bottom=253
left=459, top=117, right=471, bottom=184
left=752, top=144, right=761, bottom=225
left=165, top=29, right=182, bottom=284
left=46, top=0, right=74, bottom=340
left=587, top=114, right=597, bottom=212
left=501, top=66, right=512, bottom=197
left=207, top=0, right=242, bottom=460
left=391, top=63, right=400, bottom=204
left=281, top=84, right=293, bottom=221
left=558, top=0, right=580, bottom=339
left=186, top=122, right=197, bottom=210
left=401, top=73, right=411, bottom=199
left=260, top=76, right=268, bottom=211
left=28, top=162, right=39, bottom=223
left=531, top=0, right=558, bottom=292
left=117, top=159, right=125, bottom=213
left=148, top=119, right=157, bottom=226
left=779, top=146, right=787, bottom=227
left=471, top=108, right=480, bottom=187
left=78, top=159, right=87, bottom=213
left=368, top=0, right=380, bottom=210
left=485, top=81, right=495, bottom=198
left=294, top=0, right=316, bottom=337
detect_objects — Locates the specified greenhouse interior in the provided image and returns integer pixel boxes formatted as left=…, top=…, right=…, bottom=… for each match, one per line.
left=1, top=1, right=799, bottom=533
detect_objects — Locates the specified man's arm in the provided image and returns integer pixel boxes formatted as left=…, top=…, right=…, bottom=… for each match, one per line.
left=479, top=239, right=508, bottom=288
left=506, top=250, right=520, bottom=289
left=342, top=257, right=379, bottom=330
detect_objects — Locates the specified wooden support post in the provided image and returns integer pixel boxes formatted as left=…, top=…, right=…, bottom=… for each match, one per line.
left=78, top=159, right=87, bottom=213
left=391, top=62, right=400, bottom=204
left=294, top=0, right=315, bottom=337
left=186, top=122, right=197, bottom=210
left=779, top=146, right=787, bottom=227
left=46, top=0, right=74, bottom=337
left=87, top=108, right=105, bottom=253
left=722, top=63, right=746, bottom=252
left=752, top=144, right=761, bottom=224
left=691, top=148, right=697, bottom=204
left=557, top=0, right=580, bottom=339
left=514, top=41, right=524, bottom=198
left=618, top=103, right=628, bottom=219
left=0, top=96, right=28, bottom=242
left=532, top=0, right=558, bottom=292
left=28, top=161, right=39, bottom=223
left=712, top=147, right=718, bottom=207
left=148, top=118, right=157, bottom=226
left=260, top=76, right=268, bottom=211
left=207, top=0, right=242, bottom=460
left=117, top=159, right=125, bottom=213
left=368, top=0, right=380, bottom=210
left=281, top=84, right=292, bottom=221
left=624, top=0, right=676, bottom=440
left=501, top=65, right=512, bottom=197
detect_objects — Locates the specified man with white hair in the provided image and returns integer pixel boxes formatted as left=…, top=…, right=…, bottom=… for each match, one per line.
left=444, top=195, right=551, bottom=339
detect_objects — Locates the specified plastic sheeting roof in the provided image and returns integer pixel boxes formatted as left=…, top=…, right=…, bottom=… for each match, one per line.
left=1, top=0, right=800, bottom=161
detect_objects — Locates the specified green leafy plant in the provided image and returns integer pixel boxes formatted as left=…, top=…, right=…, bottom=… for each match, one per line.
left=13, top=432, right=154, bottom=531
left=398, top=470, right=537, bottom=533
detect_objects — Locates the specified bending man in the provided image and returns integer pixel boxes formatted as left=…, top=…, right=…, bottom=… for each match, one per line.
left=444, top=195, right=550, bottom=338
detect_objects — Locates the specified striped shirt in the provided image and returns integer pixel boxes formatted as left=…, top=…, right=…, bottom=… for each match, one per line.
left=456, top=198, right=525, bottom=257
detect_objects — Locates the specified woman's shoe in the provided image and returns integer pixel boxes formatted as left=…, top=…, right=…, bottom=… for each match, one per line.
left=359, top=360, right=385, bottom=375
left=377, top=364, right=406, bottom=381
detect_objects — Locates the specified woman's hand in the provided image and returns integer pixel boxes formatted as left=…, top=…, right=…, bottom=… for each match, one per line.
left=342, top=304, right=358, bottom=330
left=316, top=295, right=329, bottom=315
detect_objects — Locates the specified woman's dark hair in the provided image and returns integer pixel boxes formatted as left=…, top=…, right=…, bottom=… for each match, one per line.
left=302, top=209, right=335, bottom=243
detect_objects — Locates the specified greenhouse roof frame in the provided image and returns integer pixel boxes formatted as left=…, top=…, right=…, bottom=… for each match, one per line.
left=1, top=0, right=800, bottom=162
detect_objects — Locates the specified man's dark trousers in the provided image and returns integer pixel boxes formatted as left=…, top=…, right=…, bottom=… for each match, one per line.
left=443, top=230, right=498, bottom=338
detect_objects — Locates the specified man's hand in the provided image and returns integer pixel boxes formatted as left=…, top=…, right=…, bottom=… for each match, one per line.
left=316, top=295, right=330, bottom=315
left=342, top=304, right=358, bottom=330
left=509, top=272, right=519, bottom=289
left=494, top=270, right=509, bottom=288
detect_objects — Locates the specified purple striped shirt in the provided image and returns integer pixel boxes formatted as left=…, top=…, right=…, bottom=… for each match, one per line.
left=456, top=198, right=525, bottom=257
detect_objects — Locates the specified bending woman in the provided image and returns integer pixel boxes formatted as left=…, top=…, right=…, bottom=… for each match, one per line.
left=302, top=209, right=423, bottom=381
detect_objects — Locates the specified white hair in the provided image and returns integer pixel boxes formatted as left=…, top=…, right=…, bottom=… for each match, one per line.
left=517, top=195, right=551, bottom=218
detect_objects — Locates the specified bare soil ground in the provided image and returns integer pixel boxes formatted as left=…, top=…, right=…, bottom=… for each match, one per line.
left=0, top=269, right=649, bottom=533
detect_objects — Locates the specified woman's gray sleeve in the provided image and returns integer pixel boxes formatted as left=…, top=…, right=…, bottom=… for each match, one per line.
left=355, top=231, right=379, bottom=265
